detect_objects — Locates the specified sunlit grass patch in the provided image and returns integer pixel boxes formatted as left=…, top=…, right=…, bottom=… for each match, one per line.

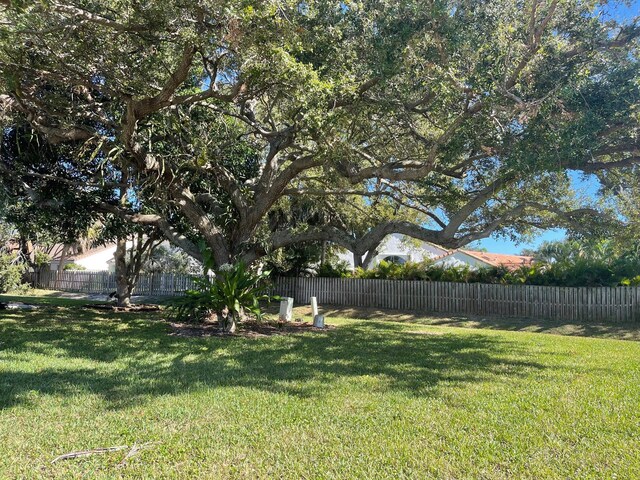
left=1, top=298, right=639, bottom=478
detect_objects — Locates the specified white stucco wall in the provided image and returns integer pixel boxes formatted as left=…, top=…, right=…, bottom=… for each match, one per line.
left=55, top=241, right=135, bottom=272
left=336, top=234, right=449, bottom=270
left=75, top=246, right=119, bottom=272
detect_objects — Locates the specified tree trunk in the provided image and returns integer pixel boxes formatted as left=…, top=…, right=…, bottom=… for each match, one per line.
left=54, top=244, right=70, bottom=290
left=219, top=306, right=236, bottom=333
left=114, top=238, right=131, bottom=307
left=353, top=252, right=363, bottom=269
left=19, top=237, right=35, bottom=268
left=225, top=312, right=237, bottom=334
left=320, top=241, right=327, bottom=266
left=361, top=248, right=379, bottom=270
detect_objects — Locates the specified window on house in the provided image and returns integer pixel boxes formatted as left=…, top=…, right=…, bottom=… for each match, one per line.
left=382, top=255, right=406, bottom=265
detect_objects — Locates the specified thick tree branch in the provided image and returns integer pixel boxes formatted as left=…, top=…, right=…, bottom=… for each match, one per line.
left=50, top=2, right=150, bottom=33
left=443, top=173, right=518, bottom=237
left=97, top=202, right=202, bottom=261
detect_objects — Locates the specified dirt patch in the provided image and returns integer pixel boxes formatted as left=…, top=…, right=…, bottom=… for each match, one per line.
left=169, top=319, right=335, bottom=338
left=83, top=304, right=162, bottom=313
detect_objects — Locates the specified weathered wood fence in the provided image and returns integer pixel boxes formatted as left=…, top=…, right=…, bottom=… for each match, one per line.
left=29, top=271, right=640, bottom=322
left=272, top=277, right=640, bottom=322
left=29, top=270, right=198, bottom=296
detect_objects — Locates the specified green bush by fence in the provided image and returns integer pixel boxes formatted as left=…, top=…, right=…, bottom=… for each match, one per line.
left=0, top=253, right=26, bottom=293
left=317, top=259, right=640, bottom=288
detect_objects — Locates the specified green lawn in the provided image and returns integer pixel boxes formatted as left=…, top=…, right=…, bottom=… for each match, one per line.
left=1, top=296, right=639, bottom=479
left=0, top=289, right=107, bottom=307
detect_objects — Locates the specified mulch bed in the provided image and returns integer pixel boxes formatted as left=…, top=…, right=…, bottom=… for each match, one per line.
left=83, top=304, right=162, bottom=313
left=169, top=319, right=335, bottom=338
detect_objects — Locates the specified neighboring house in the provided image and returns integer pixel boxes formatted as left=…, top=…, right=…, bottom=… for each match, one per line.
left=50, top=242, right=133, bottom=272
left=75, top=244, right=122, bottom=272
left=337, top=234, right=450, bottom=269
left=49, top=240, right=192, bottom=273
left=335, top=234, right=534, bottom=271
left=432, top=250, right=534, bottom=271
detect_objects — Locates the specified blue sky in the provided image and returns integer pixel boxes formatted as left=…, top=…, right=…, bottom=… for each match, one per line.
left=603, top=1, right=640, bottom=21
left=476, top=1, right=639, bottom=254
left=477, top=171, right=601, bottom=254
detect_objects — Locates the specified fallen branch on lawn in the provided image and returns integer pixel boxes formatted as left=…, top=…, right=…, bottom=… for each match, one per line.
left=51, top=445, right=129, bottom=463
left=51, top=442, right=158, bottom=465
left=117, top=442, right=157, bottom=467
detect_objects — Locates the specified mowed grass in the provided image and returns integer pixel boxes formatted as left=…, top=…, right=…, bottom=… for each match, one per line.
left=0, top=289, right=107, bottom=307
left=1, top=297, right=639, bottom=479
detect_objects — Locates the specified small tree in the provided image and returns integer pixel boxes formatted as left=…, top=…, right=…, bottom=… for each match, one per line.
left=112, top=232, right=162, bottom=307
left=170, top=248, right=273, bottom=333
left=0, top=253, right=26, bottom=293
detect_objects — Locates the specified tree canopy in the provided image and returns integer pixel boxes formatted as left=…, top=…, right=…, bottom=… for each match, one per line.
left=0, top=0, right=638, bottom=266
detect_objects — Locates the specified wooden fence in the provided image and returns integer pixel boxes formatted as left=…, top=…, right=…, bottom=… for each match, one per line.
left=28, top=271, right=640, bottom=322
left=29, top=270, right=198, bottom=296
left=272, top=277, right=640, bottom=323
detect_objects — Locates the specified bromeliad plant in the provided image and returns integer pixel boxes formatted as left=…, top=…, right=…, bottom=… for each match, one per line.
left=169, top=248, right=274, bottom=332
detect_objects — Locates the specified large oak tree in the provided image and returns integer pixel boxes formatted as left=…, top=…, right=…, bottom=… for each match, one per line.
left=0, top=0, right=638, bottom=267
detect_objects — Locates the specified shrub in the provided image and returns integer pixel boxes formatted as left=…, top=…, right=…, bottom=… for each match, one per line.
left=169, top=256, right=274, bottom=332
left=311, top=241, right=640, bottom=287
left=0, top=253, right=26, bottom=293
left=354, top=260, right=403, bottom=279
left=468, top=266, right=511, bottom=284
left=353, top=260, right=431, bottom=280
left=34, top=251, right=52, bottom=269
left=63, top=262, right=86, bottom=271
left=316, top=260, right=351, bottom=278
left=340, top=256, right=640, bottom=287
left=619, top=275, right=640, bottom=286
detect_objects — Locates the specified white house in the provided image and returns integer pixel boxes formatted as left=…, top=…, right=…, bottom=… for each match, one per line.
left=49, top=242, right=134, bottom=272
left=336, top=234, right=449, bottom=269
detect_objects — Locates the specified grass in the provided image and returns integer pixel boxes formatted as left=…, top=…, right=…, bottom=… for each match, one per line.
left=1, top=294, right=639, bottom=479
left=300, top=305, right=640, bottom=342
left=0, top=289, right=107, bottom=307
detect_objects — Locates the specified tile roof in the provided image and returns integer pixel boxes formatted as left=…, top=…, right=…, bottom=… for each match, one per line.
left=461, top=250, right=534, bottom=270
left=433, top=249, right=534, bottom=271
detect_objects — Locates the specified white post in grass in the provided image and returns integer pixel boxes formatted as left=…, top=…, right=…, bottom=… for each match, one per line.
left=313, top=314, right=325, bottom=329
left=310, top=296, right=319, bottom=319
left=279, top=297, right=293, bottom=322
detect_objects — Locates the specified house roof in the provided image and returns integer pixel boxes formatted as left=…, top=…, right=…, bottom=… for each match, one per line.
left=383, top=234, right=450, bottom=255
left=47, top=244, right=73, bottom=260
left=462, top=250, right=534, bottom=269
left=433, top=249, right=534, bottom=271
left=423, top=241, right=450, bottom=253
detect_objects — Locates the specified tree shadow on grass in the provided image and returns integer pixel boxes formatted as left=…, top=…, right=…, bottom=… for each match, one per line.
left=308, top=305, right=640, bottom=342
left=1, top=309, right=548, bottom=410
